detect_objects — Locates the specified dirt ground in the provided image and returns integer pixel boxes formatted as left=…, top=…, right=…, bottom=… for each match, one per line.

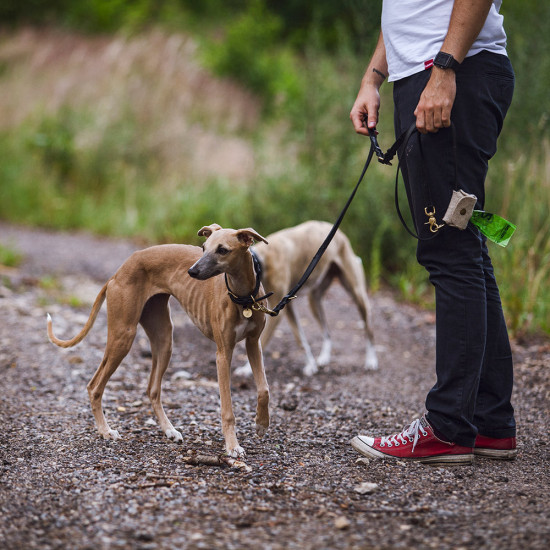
left=0, top=222, right=549, bottom=550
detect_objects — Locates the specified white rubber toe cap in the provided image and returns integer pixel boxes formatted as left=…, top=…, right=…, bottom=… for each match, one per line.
left=351, top=435, right=386, bottom=459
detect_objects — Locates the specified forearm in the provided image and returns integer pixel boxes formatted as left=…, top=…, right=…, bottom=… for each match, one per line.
left=350, top=30, right=387, bottom=134
left=362, top=30, right=388, bottom=89
left=415, top=0, right=493, bottom=132
left=441, top=0, right=494, bottom=61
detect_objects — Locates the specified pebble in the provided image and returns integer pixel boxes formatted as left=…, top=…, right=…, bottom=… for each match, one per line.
left=334, top=516, right=351, bottom=530
left=354, top=482, right=379, bottom=495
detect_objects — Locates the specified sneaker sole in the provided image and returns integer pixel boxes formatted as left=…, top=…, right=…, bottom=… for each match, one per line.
left=351, top=437, right=474, bottom=465
left=474, top=448, right=517, bottom=460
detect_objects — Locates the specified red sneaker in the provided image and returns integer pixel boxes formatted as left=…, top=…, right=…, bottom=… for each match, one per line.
left=474, top=434, right=517, bottom=460
left=351, top=415, right=474, bottom=465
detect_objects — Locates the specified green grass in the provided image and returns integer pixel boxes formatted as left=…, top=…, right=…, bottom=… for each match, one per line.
left=0, top=28, right=548, bottom=336
left=0, top=243, right=22, bottom=267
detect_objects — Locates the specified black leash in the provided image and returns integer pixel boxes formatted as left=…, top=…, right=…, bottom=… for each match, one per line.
left=259, top=120, right=451, bottom=317
left=265, top=124, right=382, bottom=317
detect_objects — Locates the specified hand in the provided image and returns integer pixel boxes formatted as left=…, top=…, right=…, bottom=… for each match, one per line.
left=350, top=83, right=381, bottom=136
left=414, top=68, right=456, bottom=134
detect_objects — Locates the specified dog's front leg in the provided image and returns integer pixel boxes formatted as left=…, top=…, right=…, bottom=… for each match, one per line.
left=245, top=336, right=270, bottom=437
left=215, top=346, right=244, bottom=458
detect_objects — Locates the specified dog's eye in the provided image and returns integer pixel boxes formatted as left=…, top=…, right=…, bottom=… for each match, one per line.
left=217, top=246, right=230, bottom=256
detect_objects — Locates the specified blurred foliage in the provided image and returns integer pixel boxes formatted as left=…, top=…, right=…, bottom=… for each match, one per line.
left=0, top=1, right=546, bottom=138
left=499, top=1, right=550, bottom=138
left=200, top=1, right=303, bottom=112
left=0, top=0, right=548, bottom=333
left=0, top=0, right=381, bottom=52
left=0, top=243, right=22, bottom=267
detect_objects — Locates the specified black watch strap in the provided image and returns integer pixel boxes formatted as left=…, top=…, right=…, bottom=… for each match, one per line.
left=433, top=51, right=461, bottom=71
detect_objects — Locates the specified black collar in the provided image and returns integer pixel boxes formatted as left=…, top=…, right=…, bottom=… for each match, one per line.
left=225, top=249, right=272, bottom=308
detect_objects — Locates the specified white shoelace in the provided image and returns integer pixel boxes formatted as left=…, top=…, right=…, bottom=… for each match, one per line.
left=379, top=418, right=428, bottom=453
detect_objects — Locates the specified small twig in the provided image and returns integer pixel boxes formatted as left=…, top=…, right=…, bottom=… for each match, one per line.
left=182, top=452, right=252, bottom=472
left=137, top=481, right=176, bottom=489
left=351, top=506, right=431, bottom=515
left=143, top=473, right=190, bottom=480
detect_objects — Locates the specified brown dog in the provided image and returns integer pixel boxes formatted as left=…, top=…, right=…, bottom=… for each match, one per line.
left=47, top=224, right=270, bottom=458
left=236, top=220, right=378, bottom=376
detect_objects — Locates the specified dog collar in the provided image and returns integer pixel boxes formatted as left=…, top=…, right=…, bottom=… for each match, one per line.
left=225, top=250, right=273, bottom=316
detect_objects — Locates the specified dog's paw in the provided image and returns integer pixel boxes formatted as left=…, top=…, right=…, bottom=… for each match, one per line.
left=227, top=445, right=246, bottom=459
left=303, top=360, right=318, bottom=377
left=101, top=428, right=121, bottom=441
left=234, top=362, right=253, bottom=377
left=255, top=423, right=269, bottom=438
left=365, top=349, right=379, bottom=370
left=165, top=428, right=183, bottom=443
left=317, top=342, right=332, bottom=366
left=317, top=355, right=330, bottom=367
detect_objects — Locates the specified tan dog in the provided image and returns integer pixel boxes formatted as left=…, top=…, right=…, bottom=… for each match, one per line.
left=236, top=220, right=378, bottom=376
left=47, top=224, right=270, bottom=458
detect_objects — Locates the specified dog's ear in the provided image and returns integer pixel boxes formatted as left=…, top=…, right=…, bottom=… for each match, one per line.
left=197, top=223, right=222, bottom=239
left=236, top=228, right=268, bottom=247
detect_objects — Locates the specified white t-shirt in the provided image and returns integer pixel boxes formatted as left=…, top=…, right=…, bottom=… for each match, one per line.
left=381, top=0, right=508, bottom=82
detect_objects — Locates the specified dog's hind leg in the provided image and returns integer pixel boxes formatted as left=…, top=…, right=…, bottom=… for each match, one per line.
left=245, top=336, right=270, bottom=437
left=285, top=302, right=318, bottom=376
left=139, top=294, right=183, bottom=443
left=336, top=256, right=378, bottom=370
left=87, top=293, right=139, bottom=440
left=307, top=271, right=334, bottom=368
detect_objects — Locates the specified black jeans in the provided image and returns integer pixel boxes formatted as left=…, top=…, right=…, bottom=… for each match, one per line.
left=393, top=50, right=516, bottom=446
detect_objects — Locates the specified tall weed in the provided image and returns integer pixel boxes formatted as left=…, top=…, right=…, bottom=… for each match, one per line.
left=487, top=139, right=550, bottom=334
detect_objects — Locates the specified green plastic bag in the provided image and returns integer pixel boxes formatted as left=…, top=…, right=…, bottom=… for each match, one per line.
left=470, top=210, right=516, bottom=247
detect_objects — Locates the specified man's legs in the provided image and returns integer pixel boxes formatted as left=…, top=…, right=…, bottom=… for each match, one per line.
left=474, top=242, right=515, bottom=438
left=392, top=51, right=516, bottom=446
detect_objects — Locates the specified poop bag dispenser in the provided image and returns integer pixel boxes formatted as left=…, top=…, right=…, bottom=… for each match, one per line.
left=442, top=189, right=478, bottom=230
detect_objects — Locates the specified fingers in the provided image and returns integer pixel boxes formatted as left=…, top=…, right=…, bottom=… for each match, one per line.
left=415, top=69, right=456, bottom=133
left=350, top=104, right=379, bottom=136
left=350, top=108, right=371, bottom=136
left=415, top=105, right=452, bottom=134
left=350, top=85, right=381, bottom=136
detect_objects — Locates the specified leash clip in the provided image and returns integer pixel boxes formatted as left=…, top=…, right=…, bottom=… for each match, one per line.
left=362, top=115, right=388, bottom=164
left=424, top=207, right=445, bottom=233
left=251, top=302, right=276, bottom=316
left=367, top=127, right=388, bottom=164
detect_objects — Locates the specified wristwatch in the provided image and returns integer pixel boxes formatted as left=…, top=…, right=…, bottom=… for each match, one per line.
left=433, top=51, right=461, bottom=71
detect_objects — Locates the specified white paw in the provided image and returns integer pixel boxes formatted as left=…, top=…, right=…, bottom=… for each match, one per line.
left=317, top=341, right=332, bottom=366
left=365, top=349, right=379, bottom=370
left=255, top=423, right=268, bottom=437
left=234, top=362, right=253, bottom=377
left=227, top=445, right=246, bottom=459
left=101, top=428, right=121, bottom=441
left=303, top=360, right=318, bottom=377
left=165, top=428, right=183, bottom=443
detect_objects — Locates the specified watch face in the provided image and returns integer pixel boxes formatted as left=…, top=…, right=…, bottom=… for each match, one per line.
left=434, top=52, right=458, bottom=70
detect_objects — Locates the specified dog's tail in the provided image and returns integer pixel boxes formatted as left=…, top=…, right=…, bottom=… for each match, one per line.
left=47, top=282, right=109, bottom=348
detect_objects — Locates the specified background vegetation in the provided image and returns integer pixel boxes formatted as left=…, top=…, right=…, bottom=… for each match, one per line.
left=0, top=0, right=548, bottom=335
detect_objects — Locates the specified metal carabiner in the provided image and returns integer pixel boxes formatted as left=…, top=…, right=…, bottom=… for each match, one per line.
left=424, top=207, right=445, bottom=233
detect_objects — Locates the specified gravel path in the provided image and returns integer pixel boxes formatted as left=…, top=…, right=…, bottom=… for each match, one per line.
left=0, top=222, right=549, bottom=550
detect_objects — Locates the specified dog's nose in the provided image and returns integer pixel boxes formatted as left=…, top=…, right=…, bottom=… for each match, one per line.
left=188, top=266, right=199, bottom=278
